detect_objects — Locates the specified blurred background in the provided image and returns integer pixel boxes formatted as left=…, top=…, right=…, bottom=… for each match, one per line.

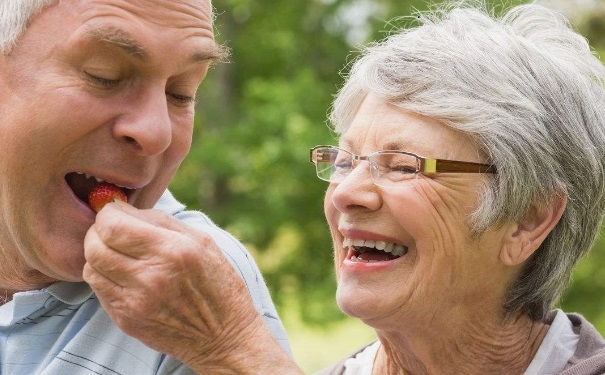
left=170, top=0, right=605, bottom=372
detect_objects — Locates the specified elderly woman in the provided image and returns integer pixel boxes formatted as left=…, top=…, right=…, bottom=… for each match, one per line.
left=309, top=1, right=605, bottom=375
left=135, top=1, right=605, bottom=375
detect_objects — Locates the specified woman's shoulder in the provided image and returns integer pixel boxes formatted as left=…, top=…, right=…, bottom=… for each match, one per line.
left=560, top=312, right=605, bottom=374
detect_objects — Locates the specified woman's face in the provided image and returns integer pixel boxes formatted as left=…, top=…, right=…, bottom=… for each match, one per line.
left=325, top=94, right=512, bottom=330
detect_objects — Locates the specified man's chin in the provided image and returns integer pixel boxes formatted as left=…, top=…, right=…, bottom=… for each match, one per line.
left=30, top=257, right=86, bottom=286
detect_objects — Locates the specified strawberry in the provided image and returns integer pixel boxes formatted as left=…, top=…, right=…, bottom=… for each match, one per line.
left=88, top=182, right=128, bottom=213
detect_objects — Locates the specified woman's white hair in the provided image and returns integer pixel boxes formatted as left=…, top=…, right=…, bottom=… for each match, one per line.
left=0, top=0, right=57, bottom=54
left=330, top=0, right=605, bottom=320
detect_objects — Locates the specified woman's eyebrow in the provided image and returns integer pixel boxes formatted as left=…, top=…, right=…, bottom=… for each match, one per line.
left=382, top=140, right=406, bottom=150
left=338, top=139, right=354, bottom=150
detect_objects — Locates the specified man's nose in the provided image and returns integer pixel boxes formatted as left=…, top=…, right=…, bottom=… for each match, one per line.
left=112, top=89, right=172, bottom=156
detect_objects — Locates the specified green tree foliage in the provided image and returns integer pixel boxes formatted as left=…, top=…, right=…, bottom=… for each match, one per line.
left=173, top=0, right=371, bottom=324
left=170, top=0, right=605, bottom=326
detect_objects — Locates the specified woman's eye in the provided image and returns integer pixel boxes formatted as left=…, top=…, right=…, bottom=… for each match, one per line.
left=334, top=161, right=352, bottom=172
left=391, top=164, right=417, bottom=174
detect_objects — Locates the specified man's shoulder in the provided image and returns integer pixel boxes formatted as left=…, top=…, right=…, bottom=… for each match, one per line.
left=155, top=190, right=249, bottom=259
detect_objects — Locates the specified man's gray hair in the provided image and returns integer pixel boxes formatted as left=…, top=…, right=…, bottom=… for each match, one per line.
left=0, top=0, right=57, bottom=54
left=330, top=1, right=605, bottom=320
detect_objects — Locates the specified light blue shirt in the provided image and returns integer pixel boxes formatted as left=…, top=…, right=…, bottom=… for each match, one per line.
left=0, top=191, right=290, bottom=374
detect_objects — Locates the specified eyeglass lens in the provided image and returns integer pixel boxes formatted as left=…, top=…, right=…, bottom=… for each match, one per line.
left=313, top=147, right=419, bottom=188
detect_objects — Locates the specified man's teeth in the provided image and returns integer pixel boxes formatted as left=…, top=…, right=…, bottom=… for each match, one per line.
left=343, top=238, right=408, bottom=257
left=76, top=172, right=130, bottom=189
left=84, top=173, right=104, bottom=183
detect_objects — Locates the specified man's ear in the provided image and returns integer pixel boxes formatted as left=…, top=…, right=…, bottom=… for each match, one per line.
left=500, top=194, right=567, bottom=266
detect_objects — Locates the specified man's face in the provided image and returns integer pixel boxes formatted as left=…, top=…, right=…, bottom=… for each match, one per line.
left=0, top=0, right=220, bottom=288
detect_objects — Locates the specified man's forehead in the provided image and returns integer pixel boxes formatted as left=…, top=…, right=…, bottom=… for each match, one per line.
left=59, top=0, right=215, bottom=30
left=44, top=0, right=226, bottom=63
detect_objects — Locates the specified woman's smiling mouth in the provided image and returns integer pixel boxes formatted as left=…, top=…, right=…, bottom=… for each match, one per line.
left=344, top=237, right=408, bottom=263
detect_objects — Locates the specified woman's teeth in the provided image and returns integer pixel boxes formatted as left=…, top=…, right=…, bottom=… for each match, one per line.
left=343, top=237, right=408, bottom=257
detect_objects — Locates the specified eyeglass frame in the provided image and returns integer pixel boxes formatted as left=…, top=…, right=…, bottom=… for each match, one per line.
left=309, top=145, right=496, bottom=185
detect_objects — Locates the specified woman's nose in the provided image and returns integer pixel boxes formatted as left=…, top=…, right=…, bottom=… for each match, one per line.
left=112, top=88, right=172, bottom=156
left=329, top=161, right=382, bottom=213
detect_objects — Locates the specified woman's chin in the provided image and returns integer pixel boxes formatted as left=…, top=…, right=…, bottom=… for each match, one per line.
left=336, top=286, right=381, bottom=320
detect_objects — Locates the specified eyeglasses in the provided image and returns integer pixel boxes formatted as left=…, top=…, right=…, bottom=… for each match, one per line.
left=309, top=145, right=496, bottom=188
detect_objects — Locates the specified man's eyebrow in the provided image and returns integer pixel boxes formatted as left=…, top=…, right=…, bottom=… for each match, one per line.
left=86, top=26, right=148, bottom=59
left=84, top=25, right=228, bottom=64
left=191, top=44, right=229, bottom=65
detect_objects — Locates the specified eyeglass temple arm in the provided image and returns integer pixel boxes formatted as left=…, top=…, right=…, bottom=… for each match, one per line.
left=310, top=148, right=320, bottom=163
left=310, top=147, right=336, bottom=164
left=420, top=158, right=496, bottom=173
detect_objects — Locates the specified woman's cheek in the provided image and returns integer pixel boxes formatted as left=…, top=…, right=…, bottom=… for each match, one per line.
left=324, top=187, right=339, bottom=227
left=324, top=187, right=343, bottom=272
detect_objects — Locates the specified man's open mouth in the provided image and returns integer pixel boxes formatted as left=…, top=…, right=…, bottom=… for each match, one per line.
left=65, top=172, right=133, bottom=205
left=344, top=238, right=408, bottom=263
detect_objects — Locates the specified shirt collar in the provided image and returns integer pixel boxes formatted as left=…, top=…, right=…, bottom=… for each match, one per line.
left=0, top=282, right=93, bottom=326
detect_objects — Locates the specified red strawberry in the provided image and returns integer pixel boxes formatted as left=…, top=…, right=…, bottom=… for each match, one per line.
left=88, top=182, right=128, bottom=213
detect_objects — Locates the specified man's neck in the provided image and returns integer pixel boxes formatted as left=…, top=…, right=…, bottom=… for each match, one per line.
left=0, top=290, right=14, bottom=306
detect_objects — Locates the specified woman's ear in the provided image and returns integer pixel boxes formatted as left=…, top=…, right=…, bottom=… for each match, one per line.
left=500, top=194, right=567, bottom=266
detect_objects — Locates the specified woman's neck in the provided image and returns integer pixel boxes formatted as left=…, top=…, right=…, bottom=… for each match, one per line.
left=372, top=313, right=550, bottom=375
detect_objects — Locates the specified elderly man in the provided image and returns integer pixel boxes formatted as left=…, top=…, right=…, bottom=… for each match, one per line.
left=22, top=1, right=602, bottom=375
left=0, top=1, right=295, bottom=374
